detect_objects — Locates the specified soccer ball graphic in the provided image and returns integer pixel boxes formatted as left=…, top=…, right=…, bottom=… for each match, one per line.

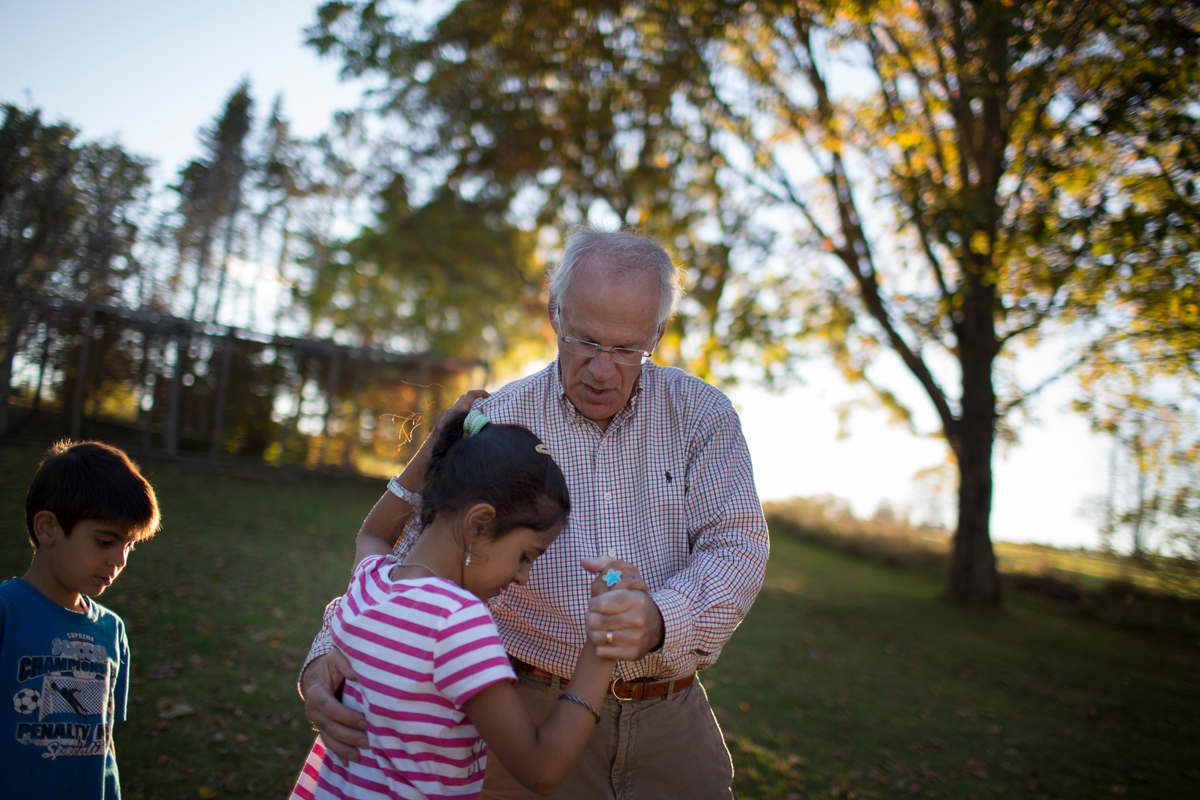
left=13, top=687, right=40, bottom=714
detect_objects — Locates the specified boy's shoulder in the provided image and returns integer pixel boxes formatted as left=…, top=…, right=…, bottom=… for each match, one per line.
left=0, top=577, right=127, bottom=634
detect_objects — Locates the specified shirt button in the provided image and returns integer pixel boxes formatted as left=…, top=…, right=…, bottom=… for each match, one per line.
left=604, top=492, right=612, bottom=501
left=607, top=550, right=617, bottom=558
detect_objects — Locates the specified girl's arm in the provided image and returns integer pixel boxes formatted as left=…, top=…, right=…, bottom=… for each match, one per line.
left=352, top=526, right=396, bottom=571
left=351, top=389, right=491, bottom=572
left=463, top=561, right=646, bottom=796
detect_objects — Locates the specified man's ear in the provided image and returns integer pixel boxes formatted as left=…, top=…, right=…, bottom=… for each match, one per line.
left=548, top=299, right=561, bottom=335
left=32, top=511, right=63, bottom=548
left=461, top=503, right=497, bottom=547
left=650, top=322, right=667, bottom=352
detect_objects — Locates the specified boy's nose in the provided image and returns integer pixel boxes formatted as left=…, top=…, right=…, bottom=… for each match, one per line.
left=110, top=547, right=129, bottom=568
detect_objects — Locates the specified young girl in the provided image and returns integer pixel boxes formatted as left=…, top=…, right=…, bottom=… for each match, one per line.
left=291, top=409, right=642, bottom=800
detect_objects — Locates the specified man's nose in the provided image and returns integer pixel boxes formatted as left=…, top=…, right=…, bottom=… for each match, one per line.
left=587, top=351, right=618, bottom=380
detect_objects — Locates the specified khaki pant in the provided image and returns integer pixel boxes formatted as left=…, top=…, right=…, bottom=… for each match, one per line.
left=481, top=671, right=734, bottom=800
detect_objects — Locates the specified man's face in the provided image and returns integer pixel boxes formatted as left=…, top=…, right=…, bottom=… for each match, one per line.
left=551, top=260, right=662, bottom=430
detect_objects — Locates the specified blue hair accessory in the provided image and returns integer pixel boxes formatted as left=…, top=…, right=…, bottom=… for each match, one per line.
left=602, top=568, right=623, bottom=588
left=463, top=409, right=489, bottom=436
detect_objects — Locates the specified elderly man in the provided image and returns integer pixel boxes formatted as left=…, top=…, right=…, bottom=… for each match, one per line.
left=301, top=226, right=769, bottom=798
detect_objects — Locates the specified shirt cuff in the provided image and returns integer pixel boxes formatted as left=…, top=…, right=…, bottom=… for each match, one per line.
left=650, top=588, right=694, bottom=657
left=297, top=596, right=343, bottom=698
left=387, top=475, right=422, bottom=506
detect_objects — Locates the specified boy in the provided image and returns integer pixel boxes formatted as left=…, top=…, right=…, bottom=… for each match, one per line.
left=2, top=440, right=160, bottom=798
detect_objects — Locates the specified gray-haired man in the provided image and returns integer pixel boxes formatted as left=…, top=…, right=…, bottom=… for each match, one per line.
left=301, top=226, right=769, bottom=798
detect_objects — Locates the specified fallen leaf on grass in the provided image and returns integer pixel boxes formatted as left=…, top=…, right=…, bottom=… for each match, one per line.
left=156, top=698, right=197, bottom=719
left=198, top=789, right=218, bottom=798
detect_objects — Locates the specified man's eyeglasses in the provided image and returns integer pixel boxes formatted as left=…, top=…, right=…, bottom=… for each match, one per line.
left=560, top=336, right=653, bottom=366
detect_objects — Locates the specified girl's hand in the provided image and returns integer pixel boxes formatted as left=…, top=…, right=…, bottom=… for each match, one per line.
left=582, top=556, right=660, bottom=660
left=582, top=556, right=648, bottom=597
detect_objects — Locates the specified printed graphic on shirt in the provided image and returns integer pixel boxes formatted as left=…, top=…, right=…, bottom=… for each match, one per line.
left=9, top=632, right=114, bottom=759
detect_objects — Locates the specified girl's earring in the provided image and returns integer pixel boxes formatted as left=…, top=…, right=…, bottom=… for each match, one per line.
left=464, top=544, right=473, bottom=567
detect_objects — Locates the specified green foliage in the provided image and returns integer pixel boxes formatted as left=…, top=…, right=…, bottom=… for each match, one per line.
left=306, top=0, right=1200, bottom=605
left=306, top=0, right=789, bottom=382
left=171, top=82, right=254, bottom=321
left=303, top=176, right=548, bottom=362
left=0, top=103, right=152, bottom=317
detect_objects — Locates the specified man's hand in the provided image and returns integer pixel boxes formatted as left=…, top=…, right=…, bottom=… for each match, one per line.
left=301, top=650, right=369, bottom=762
left=398, top=389, right=491, bottom=492
left=582, top=556, right=662, bottom=661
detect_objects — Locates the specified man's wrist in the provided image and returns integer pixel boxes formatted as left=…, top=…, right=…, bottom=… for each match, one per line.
left=649, top=588, right=690, bottom=655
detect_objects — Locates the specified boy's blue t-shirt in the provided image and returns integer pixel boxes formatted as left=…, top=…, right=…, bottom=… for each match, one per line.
left=0, top=577, right=129, bottom=799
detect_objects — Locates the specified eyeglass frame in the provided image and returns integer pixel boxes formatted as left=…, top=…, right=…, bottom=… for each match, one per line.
left=558, top=335, right=655, bottom=366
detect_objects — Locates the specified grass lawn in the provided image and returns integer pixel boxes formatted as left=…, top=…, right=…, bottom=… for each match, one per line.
left=2, top=441, right=1197, bottom=798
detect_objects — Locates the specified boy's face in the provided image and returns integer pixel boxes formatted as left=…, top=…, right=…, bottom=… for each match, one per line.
left=45, top=517, right=135, bottom=601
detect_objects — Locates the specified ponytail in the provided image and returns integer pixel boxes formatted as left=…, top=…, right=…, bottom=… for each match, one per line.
left=421, top=410, right=569, bottom=540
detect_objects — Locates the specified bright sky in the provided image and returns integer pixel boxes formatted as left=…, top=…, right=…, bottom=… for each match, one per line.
left=1, top=0, right=1110, bottom=548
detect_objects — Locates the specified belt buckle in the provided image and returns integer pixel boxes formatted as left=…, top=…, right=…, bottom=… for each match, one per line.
left=610, top=676, right=637, bottom=702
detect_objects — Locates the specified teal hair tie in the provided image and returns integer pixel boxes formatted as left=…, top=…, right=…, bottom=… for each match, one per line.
left=463, top=409, right=489, bottom=436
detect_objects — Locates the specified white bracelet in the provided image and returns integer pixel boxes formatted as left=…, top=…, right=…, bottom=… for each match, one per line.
left=387, top=476, right=422, bottom=506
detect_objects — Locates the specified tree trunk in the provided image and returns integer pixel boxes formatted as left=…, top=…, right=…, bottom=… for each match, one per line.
left=70, top=307, right=96, bottom=440
left=948, top=284, right=1001, bottom=608
left=949, top=415, right=1000, bottom=608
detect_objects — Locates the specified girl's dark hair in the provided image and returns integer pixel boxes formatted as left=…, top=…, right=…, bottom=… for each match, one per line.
left=421, top=410, right=569, bottom=539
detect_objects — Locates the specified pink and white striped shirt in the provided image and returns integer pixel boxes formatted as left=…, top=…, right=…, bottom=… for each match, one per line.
left=292, top=554, right=515, bottom=800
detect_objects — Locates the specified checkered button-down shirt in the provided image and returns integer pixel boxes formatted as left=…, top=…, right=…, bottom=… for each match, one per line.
left=305, top=360, right=768, bottom=683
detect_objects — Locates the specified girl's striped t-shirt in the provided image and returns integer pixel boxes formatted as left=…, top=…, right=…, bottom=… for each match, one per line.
left=291, top=554, right=515, bottom=800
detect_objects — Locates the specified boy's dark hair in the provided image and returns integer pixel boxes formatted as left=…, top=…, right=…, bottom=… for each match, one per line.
left=25, top=440, right=161, bottom=548
left=421, top=411, right=569, bottom=539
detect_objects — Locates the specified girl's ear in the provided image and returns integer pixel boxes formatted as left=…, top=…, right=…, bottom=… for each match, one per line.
left=32, top=511, right=63, bottom=548
left=460, top=503, right=497, bottom=547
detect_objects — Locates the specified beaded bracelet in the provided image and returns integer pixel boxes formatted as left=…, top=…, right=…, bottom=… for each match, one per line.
left=558, top=692, right=601, bottom=723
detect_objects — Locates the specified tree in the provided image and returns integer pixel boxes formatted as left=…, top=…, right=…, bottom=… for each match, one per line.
left=172, top=82, right=253, bottom=321
left=711, top=0, right=1200, bottom=606
left=307, top=0, right=784, bottom=378
left=310, top=0, right=1199, bottom=607
left=0, top=103, right=153, bottom=432
left=0, top=105, right=83, bottom=319
left=305, top=175, right=544, bottom=362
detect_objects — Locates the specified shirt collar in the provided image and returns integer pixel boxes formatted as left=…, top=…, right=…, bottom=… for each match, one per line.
left=553, top=358, right=648, bottom=430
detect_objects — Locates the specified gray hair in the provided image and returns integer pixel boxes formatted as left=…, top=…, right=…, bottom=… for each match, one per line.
left=547, top=225, right=682, bottom=332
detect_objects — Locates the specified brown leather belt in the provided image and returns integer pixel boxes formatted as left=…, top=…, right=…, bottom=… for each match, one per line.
left=511, top=658, right=695, bottom=701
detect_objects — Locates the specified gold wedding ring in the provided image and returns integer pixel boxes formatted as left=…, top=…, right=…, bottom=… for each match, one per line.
left=605, top=631, right=614, bottom=646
